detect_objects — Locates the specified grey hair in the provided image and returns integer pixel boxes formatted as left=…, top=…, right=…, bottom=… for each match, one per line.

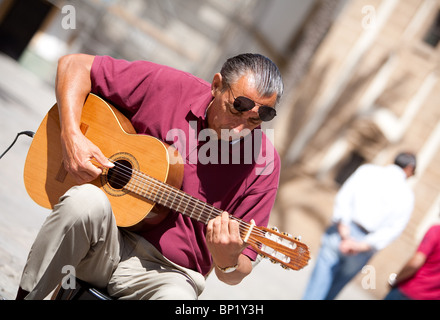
left=220, top=53, right=284, bottom=106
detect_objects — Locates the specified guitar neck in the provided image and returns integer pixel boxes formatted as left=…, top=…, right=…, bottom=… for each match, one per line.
left=124, top=167, right=223, bottom=225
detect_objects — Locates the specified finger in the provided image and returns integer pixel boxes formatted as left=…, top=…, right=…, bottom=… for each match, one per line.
left=84, top=159, right=103, bottom=176
left=212, top=216, right=223, bottom=241
left=228, top=219, right=241, bottom=240
left=92, top=149, right=114, bottom=168
left=206, top=219, right=214, bottom=242
left=221, top=212, right=230, bottom=235
left=72, top=161, right=102, bottom=184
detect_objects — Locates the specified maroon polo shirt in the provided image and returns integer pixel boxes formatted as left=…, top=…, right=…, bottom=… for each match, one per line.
left=399, top=225, right=440, bottom=300
left=90, top=55, right=280, bottom=275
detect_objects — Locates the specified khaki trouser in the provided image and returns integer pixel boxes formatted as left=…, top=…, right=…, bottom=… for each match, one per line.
left=19, top=184, right=205, bottom=300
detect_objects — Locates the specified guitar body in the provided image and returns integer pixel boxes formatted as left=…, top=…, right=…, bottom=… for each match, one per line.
left=23, top=94, right=184, bottom=228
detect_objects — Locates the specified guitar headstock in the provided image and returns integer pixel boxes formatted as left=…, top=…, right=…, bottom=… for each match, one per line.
left=249, top=226, right=310, bottom=271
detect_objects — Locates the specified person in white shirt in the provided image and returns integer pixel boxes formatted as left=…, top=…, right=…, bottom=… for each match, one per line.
left=303, top=152, right=416, bottom=300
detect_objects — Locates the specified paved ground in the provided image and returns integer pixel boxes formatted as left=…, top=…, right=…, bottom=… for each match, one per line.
left=0, top=54, right=53, bottom=300
left=0, top=53, right=375, bottom=300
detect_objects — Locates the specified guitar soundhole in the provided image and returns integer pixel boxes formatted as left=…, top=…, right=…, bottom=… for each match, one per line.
left=107, top=159, right=132, bottom=190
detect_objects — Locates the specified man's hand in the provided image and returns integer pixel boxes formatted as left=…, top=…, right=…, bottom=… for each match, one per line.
left=55, top=53, right=113, bottom=184
left=337, top=222, right=351, bottom=240
left=206, top=211, right=245, bottom=268
left=337, top=222, right=371, bottom=255
left=339, top=238, right=371, bottom=255
left=206, top=212, right=252, bottom=285
left=61, top=130, right=113, bottom=184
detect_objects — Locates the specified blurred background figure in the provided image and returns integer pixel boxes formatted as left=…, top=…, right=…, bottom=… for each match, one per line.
left=385, top=223, right=440, bottom=300
left=303, top=152, right=417, bottom=300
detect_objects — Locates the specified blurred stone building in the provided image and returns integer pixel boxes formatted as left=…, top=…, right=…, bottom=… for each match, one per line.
left=272, top=0, right=440, bottom=299
left=0, top=0, right=333, bottom=83
left=1, top=0, right=440, bottom=299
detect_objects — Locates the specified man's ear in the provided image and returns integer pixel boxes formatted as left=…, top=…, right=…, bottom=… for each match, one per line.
left=211, top=73, right=223, bottom=96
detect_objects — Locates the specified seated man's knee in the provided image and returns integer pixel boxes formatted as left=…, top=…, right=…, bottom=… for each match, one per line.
left=55, top=184, right=112, bottom=224
left=152, top=277, right=198, bottom=300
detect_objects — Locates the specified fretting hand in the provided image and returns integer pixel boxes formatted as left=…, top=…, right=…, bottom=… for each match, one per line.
left=206, top=212, right=252, bottom=285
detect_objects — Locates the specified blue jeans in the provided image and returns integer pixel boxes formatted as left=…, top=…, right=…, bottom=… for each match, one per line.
left=384, top=287, right=412, bottom=300
left=303, top=223, right=375, bottom=300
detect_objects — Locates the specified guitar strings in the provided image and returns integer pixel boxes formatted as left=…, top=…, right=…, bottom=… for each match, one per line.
left=106, top=160, right=309, bottom=269
left=128, top=166, right=268, bottom=250
left=96, top=159, right=268, bottom=239
left=109, top=159, right=308, bottom=248
left=91, top=159, right=262, bottom=232
left=89, top=159, right=308, bottom=268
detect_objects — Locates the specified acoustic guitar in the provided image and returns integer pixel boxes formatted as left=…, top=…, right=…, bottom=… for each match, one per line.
left=23, top=93, right=310, bottom=271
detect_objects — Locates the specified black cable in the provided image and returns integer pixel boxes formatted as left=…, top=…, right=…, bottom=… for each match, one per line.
left=0, top=131, right=35, bottom=160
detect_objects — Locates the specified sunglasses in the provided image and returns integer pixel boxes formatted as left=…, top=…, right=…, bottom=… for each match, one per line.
left=228, top=84, right=277, bottom=122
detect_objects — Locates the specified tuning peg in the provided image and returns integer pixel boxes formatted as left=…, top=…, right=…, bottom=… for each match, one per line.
left=294, top=235, right=302, bottom=241
left=281, top=265, right=290, bottom=270
left=271, top=227, right=279, bottom=232
left=282, top=231, right=292, bottom=237
left=270, top=259, right=278, bottom=264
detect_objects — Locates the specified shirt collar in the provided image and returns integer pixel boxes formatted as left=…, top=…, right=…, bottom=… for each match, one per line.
left=189, top=91, right=213, bottom=120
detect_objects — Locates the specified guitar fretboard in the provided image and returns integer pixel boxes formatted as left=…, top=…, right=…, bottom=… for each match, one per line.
left=124, top=168, right=223, bottom=225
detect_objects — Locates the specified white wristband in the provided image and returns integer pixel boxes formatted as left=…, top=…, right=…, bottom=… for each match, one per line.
left=216, top=263, right=238, bottom=273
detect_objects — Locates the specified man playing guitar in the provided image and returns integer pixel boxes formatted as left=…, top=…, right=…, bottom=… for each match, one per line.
left=17, top=53, right=286, bottom=300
